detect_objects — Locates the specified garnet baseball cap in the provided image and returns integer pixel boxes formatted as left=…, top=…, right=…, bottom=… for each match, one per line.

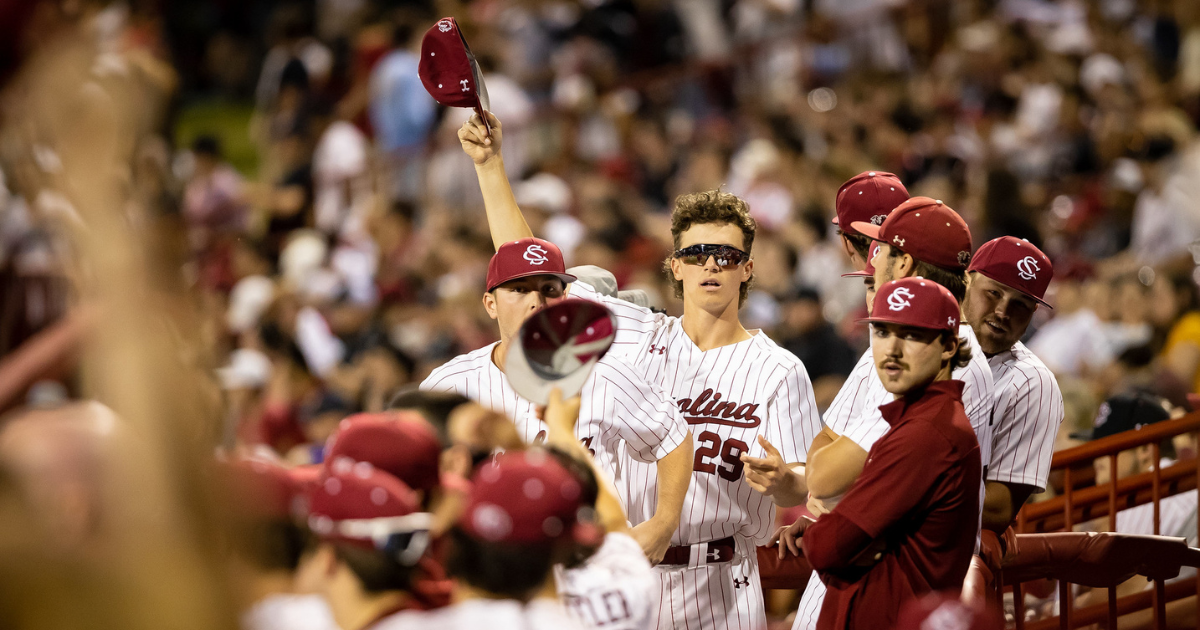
left=842, top=242, right=881, bottom=278
left=851, top=196, right=973, bottom=271
left=967, top=236, right=1054, bottom=308
left=833, top=171, right=909, bottom=234
left=486, top=238, right=576, bottom=292
left=306, top=464, right=432, bottom=558
left=418, top=18, right=489, bottom=113
left=863, top=277, right=961, bottom=333
left=458, top=449, right=602, bottom=546
left=325, top=412, right=442, bottom=492
left=505, top=299, right=616, bottom=405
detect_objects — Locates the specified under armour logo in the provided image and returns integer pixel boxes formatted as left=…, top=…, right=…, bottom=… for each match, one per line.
left=460, top=79, right=471, bottom=92
left=437, top=19, right=452, bottom=32
left=523, top=244, right=549, bottom=265
left=893, top=235, right=905, bottom=247
left=948, top=316, right=956, bottom=327
left=1016, top=255, right=1040, bottom=281
left=887, top=287, right=914, bottom=311
left=732, top=577, right=751, bottom=589
left=707, top=549, right=721, bottom=562
left=870, top=214, right=886, bottom=225
left=648, top=345, right=666, bottom=355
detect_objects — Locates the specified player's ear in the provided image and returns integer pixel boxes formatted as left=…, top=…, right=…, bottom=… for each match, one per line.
left=741, top=257, right=753, bottom=282
left=838, top=234, right=859, bottom=264
left=670, top=256, right=684, bottom=281
left=940, top=332, right=957, bottom=363
left=482, top=291, right=499, bottom=320
left=897, top=252, right=915, bottom=278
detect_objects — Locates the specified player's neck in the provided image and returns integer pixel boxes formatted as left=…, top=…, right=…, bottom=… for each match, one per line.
left=681, top=298, right=750, bottom=351
left=492, top=338, right=509, bottom=373
left=452, top=578, right=557, bottom=604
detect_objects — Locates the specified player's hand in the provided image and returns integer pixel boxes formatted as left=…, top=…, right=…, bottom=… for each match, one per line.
left=458, top=112, right=502, bottom=166
left=630, top=518, right=675, bottom=565
left=769, top=516, right=814, bottom=559
left=741, top=436, right=793, bottom=498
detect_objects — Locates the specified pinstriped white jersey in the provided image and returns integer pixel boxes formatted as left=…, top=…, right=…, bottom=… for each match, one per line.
left=419, top=343, right=689, bottom=472
left=556, top=532, right=657, bottom=630
left=823, top=324, right=995, bottom=471
left=568, top=281, right=822, bottom=546
left=986, top=341, right=1063, bottom=492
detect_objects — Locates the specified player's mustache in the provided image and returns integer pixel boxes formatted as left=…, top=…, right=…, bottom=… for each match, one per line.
left=879, top=357, right=908, bottom=370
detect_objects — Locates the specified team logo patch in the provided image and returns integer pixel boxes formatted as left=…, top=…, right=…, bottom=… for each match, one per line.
left=1017, top=255, right=1040, bottom=280
left=887, top=287, right=914, bottom=311
left=957, top=251, right=971, bottom=267
left=523, top=244, right=549, bottom=265
left=437, top=19, right=453, bottom=32
left=870, top=214, right=886, bottom=225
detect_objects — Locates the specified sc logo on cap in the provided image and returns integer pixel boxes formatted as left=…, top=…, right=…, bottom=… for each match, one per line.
left=1017, top=255, right=1040, bottom=281
left=524, top=244, right=549, bottom=265
left=887, top=287, right=914, bottom=311
left=437, top=19, right=453, bottom=32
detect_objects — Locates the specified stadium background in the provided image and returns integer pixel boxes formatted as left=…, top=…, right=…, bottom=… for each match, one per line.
left=1, top=0, right=1199, bottom=628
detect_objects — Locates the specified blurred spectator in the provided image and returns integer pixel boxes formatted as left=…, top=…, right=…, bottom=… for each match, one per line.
left=776, top=287, right=856, bottom=410
left=369, top=17, right=437, bottom=202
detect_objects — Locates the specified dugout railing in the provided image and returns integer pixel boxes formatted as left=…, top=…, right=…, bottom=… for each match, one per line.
left=1001, top=413, right=1200, bottom=630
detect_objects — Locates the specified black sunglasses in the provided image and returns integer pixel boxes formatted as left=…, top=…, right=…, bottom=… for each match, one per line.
left=673, top=244, right=750, bottom=269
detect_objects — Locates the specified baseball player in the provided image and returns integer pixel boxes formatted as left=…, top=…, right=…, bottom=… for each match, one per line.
left=386, top=448, right=593, bottom=630
left=961, top=237, right=1063, bottom=533
left=543, top=388, right=661, bottom=630
left=419, top=237, right=693, bottom=563
left=787, top=197, right=996, bottom=630
left=459, top=112, right=821, bottom=630
left=801, top=278, right=982, bottom=630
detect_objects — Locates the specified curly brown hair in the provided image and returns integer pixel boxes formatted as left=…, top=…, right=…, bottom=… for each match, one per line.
left=663, top=190, right=757, bottom=306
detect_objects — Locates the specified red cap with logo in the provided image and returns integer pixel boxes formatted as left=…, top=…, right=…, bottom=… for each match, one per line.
left=486, top=238, right=577, bottom=292
left=967, top=236, right=1054, bottom=308
left=325, top=412, right=442, bottom=492
left=863, top=277, right=961, bottom=333
left=418, top=18, right=489, bottom=115
left=458, top=449, right=601, bottom=546
left=851, top=196, right=973, bottom=271
left=843, top=242, right=880, bottom=278
left=306, top=464, right=428, bottom=549
left=834, top=171, right=909, bottom=234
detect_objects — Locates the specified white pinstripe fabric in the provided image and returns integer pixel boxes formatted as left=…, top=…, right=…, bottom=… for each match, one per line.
left=570, top=281, right=821, bottom=630
left=557, top=532, right=658, bottom=630
left=793, top=324, right=996, bottom=630
left=420, top=342, right=689, bottom=475
left=985, top=341, right=1063, bottom=491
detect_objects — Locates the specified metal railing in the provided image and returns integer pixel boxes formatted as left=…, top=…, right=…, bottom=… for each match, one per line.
left=1004, top=413, right=1200, bottom=629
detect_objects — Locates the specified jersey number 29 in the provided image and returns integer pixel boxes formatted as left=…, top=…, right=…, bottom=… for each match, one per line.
left=692, top=431, right=747, bottom=481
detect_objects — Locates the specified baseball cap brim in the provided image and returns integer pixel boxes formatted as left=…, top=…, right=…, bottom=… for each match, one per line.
left=971, top=268, right=1053, bottom=309
left=488, top=270, right=578, bottom=293
left=849, top=221, right=883, bottom=241
left=842, top=269, right=872, bottom=278
left=505, top=300, right=615, bottom=406
left=858, top=315, right=952, bottom=332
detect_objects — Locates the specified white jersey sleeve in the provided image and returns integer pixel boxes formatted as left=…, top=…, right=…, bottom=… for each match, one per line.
left=986, top=342, right=1063, bottom=491
left=567, top=280, right=663, bottom=355
left=586, top=357, right=689, bottom=463
left=764, top=362, right=822, bottom=464
left=556, top=532, right=656, bottom=630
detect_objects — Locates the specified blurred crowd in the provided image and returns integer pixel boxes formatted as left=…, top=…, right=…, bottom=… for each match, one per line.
left=4, top=0, right=1200, bottom=489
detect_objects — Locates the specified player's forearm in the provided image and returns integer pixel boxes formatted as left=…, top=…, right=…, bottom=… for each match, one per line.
left=648, top=433, right=693, bottom=529
left=806, top=437, right=867, bottom=499
left=474, top=158, right=534, bottom=249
